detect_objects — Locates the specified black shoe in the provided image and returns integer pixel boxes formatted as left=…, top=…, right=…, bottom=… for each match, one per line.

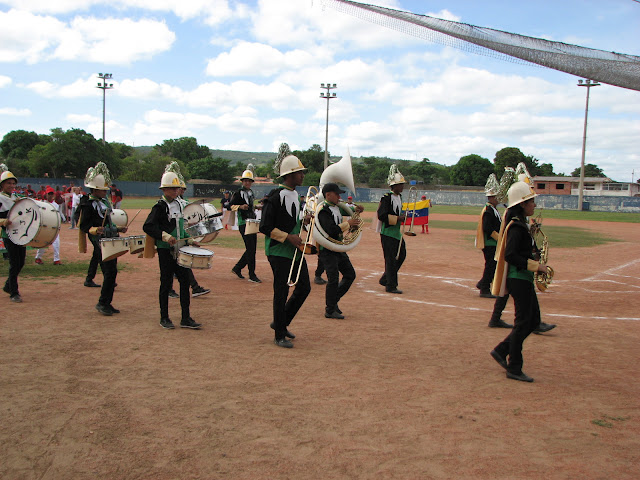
left=506, top=371, right=534, bottom=382
left=386, top=287, right=403, bottom=294
left=108, top=305, right=120, bottom=314
left=84, top=280, right=101, bottom=288
left=180, top=317, right=202, bottom=329
left=335, top=305, right=342, bottom=315
left=490, top=350, right=508, bottom=370
left=379, top=278, right=387, bottom=287
left=191, top=286, right=210, bottom=297
left=273, top=338, right=294, bottom=348
left=488, top=319, right=513, bottom=329
left=10, top=294, right=23, bottom=303
left=476, top=281, right=482, bottom=290
left=168, top=290, right=179, bottom=298
left=269, top=322, right=296, bottom=339
left=325, top=310, right=345, bottom=319
left=95, top=303, right=113, bottom=316
left=314, top=276, right=327, bottom=285
left=534, top=322, right=556, bottom=334
left=231, top=267, right=244, bottom=279
left=160, top=318, right=175, bottom=329
left=248, top=275, right=262, bottom=283
left=479, top=291, right=497, bottom=298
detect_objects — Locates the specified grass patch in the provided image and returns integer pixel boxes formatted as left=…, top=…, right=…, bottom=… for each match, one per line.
left=0, top=253, right=133, bottom=279
left=592, top=419, right=613, bottom=428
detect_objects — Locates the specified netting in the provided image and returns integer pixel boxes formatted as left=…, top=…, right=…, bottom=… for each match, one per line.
left=321, top=0, right=640, bottom=91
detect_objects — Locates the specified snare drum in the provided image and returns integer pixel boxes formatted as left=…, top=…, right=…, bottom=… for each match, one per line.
left=110, top=209, right=128, bottom=227
left=244, top=218, right=260, bottom=235
left=128, top=235, right=146, bottom=254
left=100, top=237, right=130, bottom=262
left=7, top=198, right=61, bottom=248
left=176, top=246, right=214, bottom=269
left=183, top=203, right=222, bottom=242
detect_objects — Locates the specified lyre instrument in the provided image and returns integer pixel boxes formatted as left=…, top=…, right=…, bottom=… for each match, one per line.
left=287, top=186, right=319, bottom=287
left=396, top=186, right=418, bottom=260
left=312, top=150, right=364, bottom=252
left=530, top=210, right=554, bottom=292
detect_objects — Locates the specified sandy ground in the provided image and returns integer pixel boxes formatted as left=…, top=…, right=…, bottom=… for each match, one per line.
left=1, top=210, right=639, bottom=480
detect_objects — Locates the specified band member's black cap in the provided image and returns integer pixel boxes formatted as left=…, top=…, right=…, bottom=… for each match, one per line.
left=322, top=182, right=345, bottom=195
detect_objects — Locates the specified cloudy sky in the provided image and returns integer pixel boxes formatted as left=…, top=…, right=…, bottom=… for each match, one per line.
left=1, top=0, right=639, bottom=181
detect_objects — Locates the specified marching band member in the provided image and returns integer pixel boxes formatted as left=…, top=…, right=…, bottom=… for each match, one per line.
left=489, top=181, right=553, bottom=382
left=475, top=177, right=501, bottom=299
left=0, top=165, right=26, bottom=303
left=345, top=195, right=356, bottom=210
left=230, top=164, right=261, bottom=283
left=143, top=163, right=202, bottom=330
left=317, top=183, right=363, bottom=319
left=377, top=165, right=407, bottom=294
left=259, top=145, right=311, bottom=348
left=78, top=162, right=128, bottom=316
left=35, top=187, right=62, bottom=265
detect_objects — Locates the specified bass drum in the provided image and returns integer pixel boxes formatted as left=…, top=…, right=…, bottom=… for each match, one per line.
left=7, top=198, right=61, bottom=248
left=183, top=202, right=221, bottom=243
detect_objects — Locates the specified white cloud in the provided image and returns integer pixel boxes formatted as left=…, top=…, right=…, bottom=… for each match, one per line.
left=0, top=107, right=31, bottom=116
left=0, top=75, right=12, bottom=87
left=425, top=9, right=461, bottom=22
left=262, top=117, right=298, bottom=135
left=22, top=75, right=102, bottom=98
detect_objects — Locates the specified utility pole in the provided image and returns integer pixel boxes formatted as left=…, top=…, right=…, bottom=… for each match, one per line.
left=97, top=73, right=114, bottom=145
left=320, top=83, right=337, bottom=170
left=577, top=79, right=600, bottom=210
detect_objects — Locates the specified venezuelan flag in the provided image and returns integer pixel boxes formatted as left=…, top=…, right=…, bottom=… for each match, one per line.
left=402, top=199, right=430, bottom=226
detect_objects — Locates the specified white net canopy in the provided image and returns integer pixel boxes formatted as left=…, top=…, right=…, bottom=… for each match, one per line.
left=322, top=0, right=640, bottom=91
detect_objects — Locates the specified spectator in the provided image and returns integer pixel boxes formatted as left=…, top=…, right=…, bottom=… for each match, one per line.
left=111, top=184, right=123, bottom=209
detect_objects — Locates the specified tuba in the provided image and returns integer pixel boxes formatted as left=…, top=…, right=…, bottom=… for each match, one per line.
left=530, top=210, right=554, bottom=292
left=312, top=150, right=364, bottom=252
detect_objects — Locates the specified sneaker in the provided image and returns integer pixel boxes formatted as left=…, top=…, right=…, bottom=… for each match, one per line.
left=160, top=318, right=175, bottom=329
left=84, top=280, right=101, bottom=288
left=95, top=303, right=113, bottom=316
left=231, top=267, right=244, bottom=279
left=534, top=322, right=556, bottom=334
left=168, top=290, right=179, bottom=298
left=324, top=310, right=345, bottom=319
left=506, top=371, right=534, bottom=383
left=314, top=276, right=327, bottom=285
left=248, top=275, right=262, bottom=283
left=108, top=305, right=120, bottom=314
left=191, top=286, right=211, bottom=297
left=273, top=338, right=294, bottom=348
left=269, top=322, right=296, bottom=339
left=10, top=294, right=22, bottom=303
left=180, top=317, right=202, bottom=329
left=35, top=258, right=43, bottom=265
left=53, top=261, right=62, bottom=265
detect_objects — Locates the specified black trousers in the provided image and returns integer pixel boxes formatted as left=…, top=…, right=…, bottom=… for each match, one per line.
left=478, top=246, right=497, bottom=292
left=88, top=237, right=118, bottom=306
left=490, top=293, right=510, bottom=322
left=267, top=255, right=311, bottom=340
left=493, top=279, right=541, bottom=374
left=158, top=248, right=191, bottom=321
left=86, top=240, right=101, bottom=282
left=379, top=234, right=406, bottom=289
left=234, top=224, right=257, bottom=276
left=4, top=237, right=26, bottom=296
left=319, top=249, right=355, bottom=314
left=315, top=256, right=325, bottom=277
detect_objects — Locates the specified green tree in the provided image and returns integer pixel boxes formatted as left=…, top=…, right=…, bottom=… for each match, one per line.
left=450, top=154, right=494, bottom=186
left=188, top=157, right=234, bottom=183
left=571, top=163, right=607, bottom=178
left=538, top=163, right=555, bottom=176
left=493, top=147, right=541, bottom=176
left=118, top=151, right=189, bottom=182
left=154, top=137, right=210, bottom=164
left=0, top=130, right=49, bottom=160
left=293, top=144, right=324, bottom=176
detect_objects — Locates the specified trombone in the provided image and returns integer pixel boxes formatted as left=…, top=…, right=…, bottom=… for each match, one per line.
left=287, top=186, right=319, bottom=287
left=396, top=186, right=418, bottom=260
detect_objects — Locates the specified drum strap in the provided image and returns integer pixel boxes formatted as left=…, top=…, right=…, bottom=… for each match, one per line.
left=77, top=210, right=87, bottom=253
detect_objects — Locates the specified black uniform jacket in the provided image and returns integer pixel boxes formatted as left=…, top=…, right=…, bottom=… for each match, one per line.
left=78, top=195, right=117, bottom=238
left=482, top=205, right=501, bottom=237
left=231, top=188, right=256, bottom=222
left=317, top=204, right=345, bottom=242
left=143, top=200, right=181, bottom=241
left=504, top=217, right=539, bottom=272
left=377, top=192, right=400, bottom=227
left=259, top=187, right=299, bottom=240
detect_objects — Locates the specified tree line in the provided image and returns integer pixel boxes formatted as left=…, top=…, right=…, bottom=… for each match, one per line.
left=0, top=128, right=610, bottom=187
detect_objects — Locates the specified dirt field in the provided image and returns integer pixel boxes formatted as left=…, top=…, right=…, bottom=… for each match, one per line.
left=1, top=210, right=639, bottom=480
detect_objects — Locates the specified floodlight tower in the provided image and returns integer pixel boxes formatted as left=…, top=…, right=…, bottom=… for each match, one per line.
left=577, top=79, right=600, bottom=210
left=320, top=83, right=337, bottom=170
left=97, top=73, right=114, bottom=145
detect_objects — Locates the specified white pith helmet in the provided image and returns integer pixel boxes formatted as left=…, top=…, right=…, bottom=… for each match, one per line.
left=0, top=170, right=17, bottom=184
left=278, top=155, right=306, bottom=177
left=484, top=174, right=499, bottom=196
left=241, top=169, right=255, bottom=181
left=160, top=171, right=182, bottom=189
left=388, top=164, right=406, bottom=186
left=507, top=181, right=537, bottom=208
left=85, top=174, right=110, bottom=190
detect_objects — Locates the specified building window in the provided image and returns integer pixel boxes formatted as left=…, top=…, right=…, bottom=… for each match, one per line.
left=537, top=183, right=545, bottom=189
left=555, top=183, right=565, bottom=190
left=584, top=183, right=596, bottom=190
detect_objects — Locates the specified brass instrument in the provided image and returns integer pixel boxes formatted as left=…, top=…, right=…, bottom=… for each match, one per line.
left=530, top=210, right=554, bottom=292
left=396, top=186, right=418, bottom=260
left=287, top=186, right=319, bottom=287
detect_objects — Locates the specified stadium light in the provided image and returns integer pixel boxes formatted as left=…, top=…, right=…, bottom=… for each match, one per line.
left=320, top=83, right=338, bottom=170
left=577, top=79, right=600, bottom=210
left=97, top=73, right=114, bottom=145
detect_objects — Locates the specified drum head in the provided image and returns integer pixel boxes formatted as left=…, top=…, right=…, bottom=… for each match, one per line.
left=180, top=246, right=214, bottom=256
left=7, top=198, right=42, bottom=245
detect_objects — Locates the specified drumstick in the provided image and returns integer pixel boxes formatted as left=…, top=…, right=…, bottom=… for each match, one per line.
left=127, top=209, right=142, bottom=227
